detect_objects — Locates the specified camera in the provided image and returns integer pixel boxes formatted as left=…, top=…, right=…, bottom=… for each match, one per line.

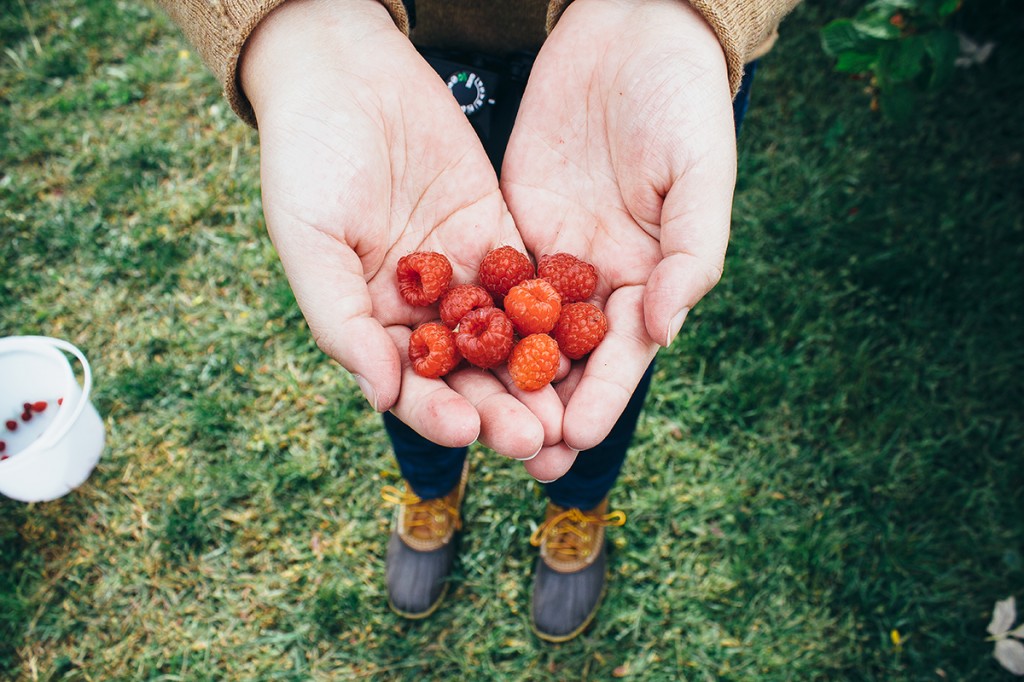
left=419, top=48, right=535, bottom=174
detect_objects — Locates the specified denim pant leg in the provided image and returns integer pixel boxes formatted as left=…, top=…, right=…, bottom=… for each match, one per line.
left=382, top=411, right=467, bottom=500
left=543, top=362, right=655, bottom=509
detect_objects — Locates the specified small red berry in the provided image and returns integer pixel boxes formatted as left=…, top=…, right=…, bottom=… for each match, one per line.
left=478, top=246, right=534, bottom=301
left=554, top=302, right=608, bottom=360
left=455, top=307, right=515, bottom=368
left=504, top=279, right=562, bottom=336
left=396, top=251, right=454, bottom=306
left=538, top=253, right=598, bottom=303
left=408, top=322, right=461, bottom=379
left=0, top=455, right=8, bottom=461
left=31, top=401, right=47, bottom=412
left=58, top=397, right=64, bottom=405
left=21, top=411, right=32, bottom=422
left=439, top=284, right=494, bottom=329
left=508, top=334, right=561, bottom=391
left=0, top=441, right=5, bottom=452
left=5, top=420, right=17, bottom=431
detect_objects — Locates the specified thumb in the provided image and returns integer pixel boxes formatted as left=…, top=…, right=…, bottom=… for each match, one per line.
left=272, top=224, right=402, bottom=412
left=643, top=152, right=735, bottom=347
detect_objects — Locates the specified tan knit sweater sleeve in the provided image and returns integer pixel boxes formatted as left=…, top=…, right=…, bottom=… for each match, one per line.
left=152, top=0, right=409, bottom=125
left=156, top=0, right=796, bottom=125
left=547, top=0, right=801, bottom=95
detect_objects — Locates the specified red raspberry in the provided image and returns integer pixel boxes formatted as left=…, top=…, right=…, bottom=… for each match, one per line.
left=553, top=302, right=608, bottom=359
left=396, top=252, right=453, bottom=306
left=478, top=246, right=534, bottom=301
left=408, top=322, right=461, bottom=378
left=508, top=334, right=560, bottom=391
left=538, top=253, right=598, bottom=303
left=504, top=279, right=562, bottom=336
left=455, top=307, right=514, bottom=368
left=439, top=284, right=494, bottom=329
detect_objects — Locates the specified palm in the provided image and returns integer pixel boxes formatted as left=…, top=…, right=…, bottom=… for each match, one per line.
left=503, top=0, right=736, bottom=452
left=246, top=7, right=563, bottom=459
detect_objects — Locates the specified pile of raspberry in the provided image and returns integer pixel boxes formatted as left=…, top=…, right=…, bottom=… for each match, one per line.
left=396, top=247, right=608, bottom=391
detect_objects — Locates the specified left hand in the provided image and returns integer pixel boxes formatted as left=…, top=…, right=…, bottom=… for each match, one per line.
left=502, top=0, right=737, bottom=480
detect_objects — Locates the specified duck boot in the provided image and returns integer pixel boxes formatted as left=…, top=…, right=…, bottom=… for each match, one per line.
left=381, top=462, right=469, bottom=618
left=529, top=498, right=626, bottom=642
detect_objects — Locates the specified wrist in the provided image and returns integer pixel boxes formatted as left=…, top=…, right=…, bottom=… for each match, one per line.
left=240, top=0, right=398, bottom=116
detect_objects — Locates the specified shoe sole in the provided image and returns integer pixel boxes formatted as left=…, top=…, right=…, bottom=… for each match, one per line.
left=530, top=575, right=608, bottom=643
left=387, top=581, right=451, bottom=620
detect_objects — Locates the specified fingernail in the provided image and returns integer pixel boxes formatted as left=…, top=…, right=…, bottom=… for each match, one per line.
left=519, top=446, right=543, bottom=461
left=666, top=308, right=690, bottom=347
left=536, top=478, right=558, bottom=484
left=352, top=373, right=378, bottom=411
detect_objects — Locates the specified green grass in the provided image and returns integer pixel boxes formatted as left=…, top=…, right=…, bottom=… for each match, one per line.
left=1, top=0, right=1022, bottom=679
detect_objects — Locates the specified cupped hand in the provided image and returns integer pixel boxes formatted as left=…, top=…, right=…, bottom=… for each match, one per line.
left=502, top=0, right=736, bottom=474
left=241, top=0, right=563, bottom=459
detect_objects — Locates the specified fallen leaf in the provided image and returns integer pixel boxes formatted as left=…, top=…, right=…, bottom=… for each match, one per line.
left=995, top=638, right=1024, bottom=675
left=989, top=597, right=1017, bottom=636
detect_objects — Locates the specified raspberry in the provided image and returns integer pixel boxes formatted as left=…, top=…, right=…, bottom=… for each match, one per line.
left=538, top=253, right=598, bottom=303
left=508, top=334, right=560, bottom=391
left=478, top=246, right=534, bottom=301
left=455, top=307, right=514, bottom=368
left=504, top=279, right=562, bottom=336
left=553, top=302, right=608, bottom=359
left=439, top=284, right=494, bottom=329
left=396, top=252, right=453, bottom=306
left=408, top=322, right=461, bottom=378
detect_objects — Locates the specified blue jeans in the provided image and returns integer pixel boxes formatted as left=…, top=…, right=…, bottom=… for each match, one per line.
left=385, top=60, right=759, bottom=508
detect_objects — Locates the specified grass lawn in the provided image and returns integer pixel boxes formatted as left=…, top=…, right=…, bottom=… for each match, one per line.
left=1, top=0, right=1022, bottom=679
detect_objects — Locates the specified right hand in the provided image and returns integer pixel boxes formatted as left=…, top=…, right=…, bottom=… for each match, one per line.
left=240, top=0, right=563, bottom=460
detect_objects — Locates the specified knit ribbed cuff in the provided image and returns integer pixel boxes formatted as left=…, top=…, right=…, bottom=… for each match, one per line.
left=547, top=0, right=799, bottom=99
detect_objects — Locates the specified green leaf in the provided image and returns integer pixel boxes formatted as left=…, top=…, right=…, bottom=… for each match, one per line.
left=880, top=35, right=926, bottom=83
left=924, top=29, right=959, bottom=90
left=938, top=0, right=960, bottom=17
left=836, top=51, right=878, bottom=73
left=865, top=0, right=916, bottom=12
left=853, top=9, right=902, bottom=40
left=822, top=19, right=873, bottom=56
left=879, top=86, right=915, bottom=124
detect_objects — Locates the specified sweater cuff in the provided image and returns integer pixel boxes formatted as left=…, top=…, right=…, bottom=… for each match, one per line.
left=158, top=0, right=411, bottom=128
left=546, top=0, right=799, bottom=98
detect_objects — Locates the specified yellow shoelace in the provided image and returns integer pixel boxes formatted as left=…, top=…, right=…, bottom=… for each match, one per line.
left=381, top=485, right=463, bottom=535
left=529, top=507, right=626, bottom=559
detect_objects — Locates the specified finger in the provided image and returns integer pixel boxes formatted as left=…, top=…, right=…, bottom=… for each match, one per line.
left=521, top=442, right=580, bottom=483
left=268, top=222, right=403, bottom=412
left=562, top=285, right=658, bottom=451
left=553, top=353, right=572, bottom=383
left=445, top=367, right=546, bottom=458
left=490, top=364, right=564, bottom=447
left=644, top=136, right=735, bottom=348
left=386, top=326, right=480, bottom=448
